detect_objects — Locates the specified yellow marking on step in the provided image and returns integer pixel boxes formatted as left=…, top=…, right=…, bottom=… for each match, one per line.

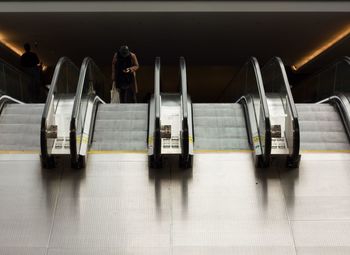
left=0, top=150, right=39, bottom=154
left=301, top=149, right=350, bottom=153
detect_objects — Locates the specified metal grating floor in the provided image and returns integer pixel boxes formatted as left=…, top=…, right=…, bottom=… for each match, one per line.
left=0, top=152, right=350, bottom=254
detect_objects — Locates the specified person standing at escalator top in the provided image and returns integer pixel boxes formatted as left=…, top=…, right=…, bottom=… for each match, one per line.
left=20, top=43, right=41, bottom=102
left=112, top=45, right=139, bottom=103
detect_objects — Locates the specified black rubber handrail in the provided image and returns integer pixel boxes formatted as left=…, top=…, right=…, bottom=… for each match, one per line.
left=318, top=56, right=350, bottom=100
left=153, top=57, right=162, bottom=163
left=294, top=56, right=350, bottom=102
left=179, top=57, right=190, bottom=162
left=0, top=95, right=24, bottom=115
left=180, top=57, right=188, bottom=119
left=70, top=57, right=106, bottom=167
left=235, top=57, right=271, bottom=167
left=318, top=94, right=350, bottom=142
left=40, top=57, right=79, bottom=167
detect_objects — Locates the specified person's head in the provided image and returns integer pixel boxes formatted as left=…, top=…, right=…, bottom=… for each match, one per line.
left=24, top=43, right=31, bottom=52
left=119, top=45, right=130, bottom=58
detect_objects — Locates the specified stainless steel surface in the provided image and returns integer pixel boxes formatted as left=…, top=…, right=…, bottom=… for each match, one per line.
left=0, top=152, right=350, bottom=254
left=160, top=94, right=182, bottom=154
left=266, top=94, right=288, bottom=155
left=51, top=95, right=75, bottom=155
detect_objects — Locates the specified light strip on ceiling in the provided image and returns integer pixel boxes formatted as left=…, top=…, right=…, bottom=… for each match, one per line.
left=292, top=24, right=350, bottom=71
left=0, top=32, right=23, bottom=56
left=0, top=32, right=47, bottom=71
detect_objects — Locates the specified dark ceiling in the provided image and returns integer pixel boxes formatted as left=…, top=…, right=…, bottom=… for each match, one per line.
left=0, top=12, right=349, bottom=70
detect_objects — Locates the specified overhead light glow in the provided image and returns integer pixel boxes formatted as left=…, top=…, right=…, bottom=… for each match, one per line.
left=0, top=32, right=23, bottom=56
left=293, top=25, right=350, bottom=71
left=0, top=32, right=48, bottom=70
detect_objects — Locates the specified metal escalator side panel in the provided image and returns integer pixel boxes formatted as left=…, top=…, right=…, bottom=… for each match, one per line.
left=322, top=93, right=350, bottom=144
left=79, top=97, right=103, bottom=154
left=148, top=94, right=161, bottom=167
left=247, top=57, right=271, bottom=167
left=40, top=93, right=55, bottom=168
left=261, top=56, right=300, bottom=167
left=179, top=57, right=193, bottom=167
left=234, top=57, right=271, bottom=167
left=186, top=97, right=194, bottom=155
left=148, top=95, right=159, bottom=152
left=339, top=93, right=350, bottom=141
left=285, top=97, right=301, bottom=166
left=41, top=57, right=79, bottom=168
left=273, top=57, right=301, bottom=165
left=70, top=57, right=106, bottom=168
left=239, top=96, right=268, bottom=164
left=150, top=57, right=162, bottom=167
left=259, top=100, right=272, bottom=166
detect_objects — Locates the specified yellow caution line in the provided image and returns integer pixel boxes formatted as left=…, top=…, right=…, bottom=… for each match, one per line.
left=301, top=149, right=350, bottom=153
left=88, top=150, right=147, bottom=154
left=0, top=150, right=40, bottom=154
left=194, top=149, right=253, bottom=153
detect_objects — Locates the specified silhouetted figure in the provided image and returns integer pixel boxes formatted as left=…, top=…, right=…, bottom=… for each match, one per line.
left=20, top=43, right=41, bottom=102
left=112, top=45, right=139, bottom=103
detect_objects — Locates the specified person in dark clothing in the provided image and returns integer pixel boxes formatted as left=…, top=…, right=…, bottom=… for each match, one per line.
left=112, top=45, right=139, bottom=103
left=20, top=43, right=41, bottom=102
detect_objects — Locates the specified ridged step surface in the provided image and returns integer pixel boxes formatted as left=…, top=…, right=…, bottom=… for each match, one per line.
left=193, top=103, right=249, bottom=150
left=91, top=104, right=148, bottom=151
left=296, top=103, right=350, bottom=150
left=0, top=103, right=44, bottom=151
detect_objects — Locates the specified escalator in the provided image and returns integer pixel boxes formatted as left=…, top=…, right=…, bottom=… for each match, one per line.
left=191, top=57, right=271, bottom=167
left=39, top=57, right=81, bottom=168
left=260, top=57, right=300, bottom=167
left=70, top=57, right=192, bottom=168
left=91, top=104, right=148, bottom=151
left=296, top=104, right=350, bottom=150
left=291, top=57, right=350, bottom=152
left=0, top=57, right=82, bottom=167
left=0, top=58, right=45, bottom=152
left=147, top=57, right=193, bottom=168
left=193, top=104, right=249, bottom=151
left=70, top=57, right=150, bottom=168
left=0, top=59, right=44, bottom=152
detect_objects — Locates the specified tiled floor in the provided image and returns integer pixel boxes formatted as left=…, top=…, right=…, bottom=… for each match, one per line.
left=0, top=152, right=350, bottom=254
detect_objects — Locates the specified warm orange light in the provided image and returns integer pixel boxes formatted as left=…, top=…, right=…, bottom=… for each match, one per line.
left=0, top=32, right=23, bottom=56
left=0, top=32, right=48, bottom=70
left=293, top=25, right=350, bottom=71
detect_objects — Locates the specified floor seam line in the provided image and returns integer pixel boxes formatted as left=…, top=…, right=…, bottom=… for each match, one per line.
left=170, top=158, right=174, bottom=255
left=45, top=164, right=64, bottom=254
left=279, top=170, right=298, bottom=255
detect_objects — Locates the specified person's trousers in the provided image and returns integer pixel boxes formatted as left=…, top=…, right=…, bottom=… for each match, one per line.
left=24, top=67, right=41, bottom=103
left=120, top=87, right=137, bottom=103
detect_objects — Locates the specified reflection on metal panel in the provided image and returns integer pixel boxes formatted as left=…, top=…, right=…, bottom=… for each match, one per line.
left=0, top=153, right=349, bottom=253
